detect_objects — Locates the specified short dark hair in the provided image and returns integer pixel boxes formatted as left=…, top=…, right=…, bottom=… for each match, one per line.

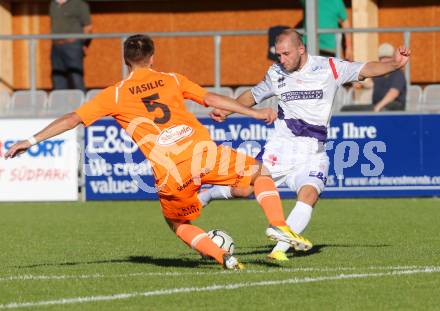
left=123, top=34, right=155, bottom=66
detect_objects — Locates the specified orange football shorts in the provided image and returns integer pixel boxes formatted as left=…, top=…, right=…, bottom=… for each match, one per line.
left=157, top=143, right=260, bottom=221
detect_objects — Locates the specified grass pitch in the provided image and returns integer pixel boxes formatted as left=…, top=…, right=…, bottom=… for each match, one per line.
left=0, top=198, right=439, bottom=310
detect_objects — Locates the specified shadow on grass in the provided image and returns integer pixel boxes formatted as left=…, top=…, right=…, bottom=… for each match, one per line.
left=236, top=243, right=391, bottom=257
left=16, top=243, right=391, bottom=269
left=16, top=256, right=216, bottom=269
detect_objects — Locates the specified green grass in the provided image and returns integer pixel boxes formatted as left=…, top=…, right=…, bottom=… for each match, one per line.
left=0, top=198, right=439, bottom=310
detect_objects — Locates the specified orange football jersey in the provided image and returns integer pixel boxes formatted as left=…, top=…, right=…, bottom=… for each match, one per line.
left=75, top=68, right=212, bottom=181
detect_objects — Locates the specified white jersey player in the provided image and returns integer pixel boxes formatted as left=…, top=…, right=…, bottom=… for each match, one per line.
left=200, top=29, right=411, bottom=261
left=249, top=52, right=364, bottom=195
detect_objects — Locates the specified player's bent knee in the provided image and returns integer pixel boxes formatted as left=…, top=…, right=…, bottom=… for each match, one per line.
left=250, top=164, right=272, bottom=185
left=165, top=217, right=190, bottom=232
left=259, top=164, right=272, bottom=177
left=231, top=186, right=253, bottom=198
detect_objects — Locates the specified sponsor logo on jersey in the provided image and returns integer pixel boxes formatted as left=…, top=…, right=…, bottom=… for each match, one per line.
left=176, top=204, right=200, bottom=217
left=277, top=76, right=286, bottom=88
left=267, top=154, right=278, bottom=166
left=309, top=170, right=327, bottom=184
left=156, top=124, right=194, bottom=146
left=281, top=90, right=323, bottom=102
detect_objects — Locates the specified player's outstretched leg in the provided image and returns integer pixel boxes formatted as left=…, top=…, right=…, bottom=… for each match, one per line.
left=269, top=185, right=317, bottom=260
left=251, top=167, right=312, bottom=252
left=270, top=201, right=313, bottom=253
left=166, top=219, right=244, bottom=270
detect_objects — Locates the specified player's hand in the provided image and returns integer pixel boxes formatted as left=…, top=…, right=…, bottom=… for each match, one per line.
left=254, top=108, right=277, bottom=125
left=4, top=140, right=32, bottom=159
left=209, top=108, right=229, bottom=122
left=393, top=46, right=411, bottom=69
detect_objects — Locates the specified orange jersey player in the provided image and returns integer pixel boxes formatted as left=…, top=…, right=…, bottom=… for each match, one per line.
left=4, top=34, right=312, bottom=270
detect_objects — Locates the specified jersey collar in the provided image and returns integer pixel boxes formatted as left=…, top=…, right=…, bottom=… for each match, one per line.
left=130, top=67, right=154, bottom=78
left=297, top=54, right=312, bottom=74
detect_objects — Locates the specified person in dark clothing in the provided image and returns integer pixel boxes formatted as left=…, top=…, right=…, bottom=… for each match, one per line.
left=50, top=0, right=92, bottom=92
left=371, top=43, right=406, bottom=111
left=341, top=43, right=407, bottom=112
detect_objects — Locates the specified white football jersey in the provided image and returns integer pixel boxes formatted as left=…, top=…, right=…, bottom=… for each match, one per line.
left=252, top=55, right=365, bottom=142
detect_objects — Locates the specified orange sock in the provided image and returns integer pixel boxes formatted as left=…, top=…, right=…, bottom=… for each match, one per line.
left=254, top=175, right=286, bottom=227
left=175, top=224, right=226, bottom=264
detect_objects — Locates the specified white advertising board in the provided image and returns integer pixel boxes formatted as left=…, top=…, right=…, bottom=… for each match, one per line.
left=0, top=119, right=79, bottom=201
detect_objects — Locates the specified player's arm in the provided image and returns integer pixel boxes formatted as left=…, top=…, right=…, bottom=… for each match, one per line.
left=359, top=46, right=411, bottom=80
left=4, top=112, right=82, bottom=159
left=210, top=70, right=274, bottom=122
left=236, top=90, right=256, bottom=107
left=204, top=92, right=275, bottom=124
left=177, top=72, right=274, bottom=123
left=209, top=90, right=256, bottom=122
left=5, top=86, right=114, bottom=159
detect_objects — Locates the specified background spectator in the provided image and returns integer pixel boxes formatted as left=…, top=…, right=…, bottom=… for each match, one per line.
left=371, top=43, right=406, bottom=111
left=342, top=43, right=407, bottom=112
left=49, top=0, right=92, bottom=92
left=301, top=0, right=353, bottom=60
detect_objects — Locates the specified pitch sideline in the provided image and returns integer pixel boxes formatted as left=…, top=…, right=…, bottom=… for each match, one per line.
left=0, top=265, right=435, bottom=282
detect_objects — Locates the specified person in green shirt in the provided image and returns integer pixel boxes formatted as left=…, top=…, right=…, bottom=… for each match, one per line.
left=301, top=0, right=353, bottom=60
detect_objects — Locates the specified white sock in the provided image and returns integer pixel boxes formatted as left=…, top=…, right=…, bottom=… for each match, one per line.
left=271, top=201, right=313, bottom=253
left=198, top=185, right=232, bottom=207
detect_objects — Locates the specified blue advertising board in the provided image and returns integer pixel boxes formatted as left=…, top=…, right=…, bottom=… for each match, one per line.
left=83, top=114, right=440, bottom=200
left=83, top=119, right=157, bottom=200
left=322, top=114, right=440, bottom=198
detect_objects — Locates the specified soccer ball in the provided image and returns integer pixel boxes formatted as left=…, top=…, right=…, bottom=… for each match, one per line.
left=207, top=229, right=235, bottom=254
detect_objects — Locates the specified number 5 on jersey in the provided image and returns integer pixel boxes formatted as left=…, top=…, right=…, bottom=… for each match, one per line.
left=141, top=93, right=171, bottom=124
